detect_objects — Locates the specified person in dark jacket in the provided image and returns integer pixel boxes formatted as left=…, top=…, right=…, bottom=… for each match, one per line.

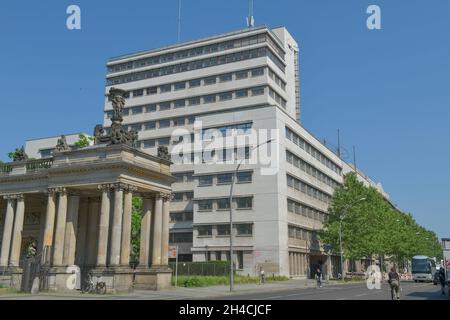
left=315, top=268, right=323, bottom=288
left=388, top=267, right=400, bottom=300
left=438, top=268, right=446, bottom=295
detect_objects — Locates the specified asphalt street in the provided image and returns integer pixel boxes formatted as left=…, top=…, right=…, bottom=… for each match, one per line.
left=211, top=281, right=449, bottom=300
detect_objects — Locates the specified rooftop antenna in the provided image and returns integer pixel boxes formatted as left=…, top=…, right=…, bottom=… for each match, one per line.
left=247, top=0, right=255, bottom=28
left=337, top=129, right=341, bottom=158
left=177, top=0, right=182, bottom=43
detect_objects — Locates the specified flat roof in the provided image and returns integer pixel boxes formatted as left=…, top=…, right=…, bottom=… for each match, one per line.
left=108, top=25, right=284, bottom=63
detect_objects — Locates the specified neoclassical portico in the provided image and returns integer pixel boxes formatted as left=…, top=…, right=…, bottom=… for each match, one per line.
left=0, top=88, right=175, bottom=292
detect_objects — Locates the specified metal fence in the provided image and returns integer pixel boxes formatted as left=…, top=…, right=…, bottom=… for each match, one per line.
left=169, top=262, right=231, bottom=276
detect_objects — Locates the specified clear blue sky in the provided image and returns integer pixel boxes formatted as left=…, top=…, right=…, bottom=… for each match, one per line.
left=0, top=1, right=449, bottom=239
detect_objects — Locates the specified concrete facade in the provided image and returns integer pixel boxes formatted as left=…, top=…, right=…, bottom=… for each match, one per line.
left=9, top=26, right=392, bottom=279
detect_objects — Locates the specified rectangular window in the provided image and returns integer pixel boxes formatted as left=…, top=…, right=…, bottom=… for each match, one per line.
left=203, top=95, right=216, bottom=104
left=199, top=175, right=213, bottom=186
left=217, top=199, right=230, bottom=210
left=131, top=106, right=143, bottom=115
left=236, top=171, right=252, bottom=183
left=146, top=104, right=157, bottom=113
left=174, top=99, right=186, bottom=108
left=170, top=212, right=184, bottom=222
left=198, top=201, right=213, bottom=211
left=217, top=173, right=232, bottom=184
left=159, top=119, right=171, bottom=128
left=236, top=197, right=253, bottom=209
left=133, top=89, right=144, bottom=97
left=159, top=102, right=171, bottom=111
left=173, top=173, right=184, bottom=183
left=160, top=84, right=172, bottom=93
left=144, top=121, right=156, bottom=130
left=174, top=82, right=186, bottom=91
left=173, top=193, right=184, bottom=202
left=197, top=225, right=212, bottom=236
left=188, top=97, right=201, bottom=106
left=185, top=172, right=194, bottom=182
left=173, top=117, right=185, bottom=127
left=219, top=73, right=232, bottom=82
left=185, top=211, right=193, bottom=221
left=143, top=139, right=155, bottom=148
left=158, top=137, right=170, bottom=146
left=217, top=225, right=230, bottom=236
left=219, top=92, right=233, bottom=101
left=204, top=76, right=217, bottom=85
left=146, top=87, right=157, bottom=95
left=129, top=124, right=141, bottom=131
left=251, top=87, right=265, bottom=96
left=186, top=192, right=194, bottom=200
left=189, top=79, right=201, bottom=88
left=187, top=116, right=195, bottom=124
left=236, top=71, right=248, bottom=80
left=236, top=224, right=252, bottom=236
left=235, top=89, right=248, bottom=98
left=251, top=68, right=264, bottom=77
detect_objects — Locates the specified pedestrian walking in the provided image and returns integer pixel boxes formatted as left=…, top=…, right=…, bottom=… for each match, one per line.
left=388, top=267, right=400, bottom=300
left=259, top=267, right=265, bottom=285
left=315, top=268, right=322, bottom=288
left=438, top=268, right=446, bottom=295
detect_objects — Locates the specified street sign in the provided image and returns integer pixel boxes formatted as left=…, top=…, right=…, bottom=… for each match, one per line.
left=169, top=246, right=177, bottom=259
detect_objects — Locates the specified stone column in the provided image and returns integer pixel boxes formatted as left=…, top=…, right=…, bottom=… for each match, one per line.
left=0, top=196, right=16, bottom=267
left=43, top=189, right=57, bottom=264
left=10, top=195, right=25, bottom=267
left=53, top=188, right=68, bottom=266
left=151, top=195, right=163, bottom=266
left=120, top=186, right=136, bottom=266
left=139, top=195, right=153, bottom=268
left=86, top=199, right=100, bottom=266
left=63, top=195, right=80, bottom=266
left=97, top=185, right=111, bottom=267
left=109, top=184, right=124, bottom=266
left=160, top=194, right=171, bottom=266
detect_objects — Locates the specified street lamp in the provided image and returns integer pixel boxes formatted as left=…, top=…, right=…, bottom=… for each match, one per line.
left=339, top=197, right=366, bottom=281
left=229, top=138, right=274, bottom=292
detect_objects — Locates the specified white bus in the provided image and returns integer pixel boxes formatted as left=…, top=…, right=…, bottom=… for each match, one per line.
left=412, top=256, right=437, bottom=282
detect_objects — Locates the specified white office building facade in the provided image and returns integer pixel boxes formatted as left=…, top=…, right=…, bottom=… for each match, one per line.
left=25, top=26, right=389, bottom=278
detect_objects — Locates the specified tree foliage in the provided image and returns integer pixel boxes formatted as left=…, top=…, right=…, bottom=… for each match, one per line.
left=319, top=173, right=442, bottom=265
left=131, top=197, right=143, bottom=266
left=73, top=134, right=94, bottom=148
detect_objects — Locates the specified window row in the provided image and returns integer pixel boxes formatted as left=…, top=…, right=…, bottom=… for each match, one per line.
left=173, top=171, right=195, bottom=183
left=169, top=232, right=193, bottom=243
left=105, top=85, right=268, bottom=119
left=287, top=174, right=332, bottom=205
left=287, top=199, right=326, bottom=223
left=196, top=224, right=253, bottom=237
left=197, top=197, right=253, bottom=211
left=106, top=47, right=285, bottom=85
left=288, top=225, right=316, bottom=241
left=108, top=32, right=284, bottom=74
left=286, top=150, right=340, bottom=190
left=202, top=122, right=252, bottom=140
left=198, top=171, right=253, bottom=186
left=116, top=67, right=267, bottom=99
left=269, top=88, right=287, bottom=108
left=172, top=191, right=194, bottom=202
left=169, top=211, right=193, bottom=223
left=268, top=69, right=286, bottom=91
left=285, top=127, right=342, bottom=175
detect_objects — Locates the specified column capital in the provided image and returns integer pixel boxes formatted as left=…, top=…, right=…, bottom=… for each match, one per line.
left=48, top=187, right=67, bottom=195
left=98, top=184, right=112, bottom=192
left=161, top=192, right=174, bottom=202
left=2, top=194, right=23, bottom=200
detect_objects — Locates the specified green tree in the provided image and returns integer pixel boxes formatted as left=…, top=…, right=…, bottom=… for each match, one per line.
left=130, top=197, right=143, bottom=266
left=73, top=134, right=94, bottom=148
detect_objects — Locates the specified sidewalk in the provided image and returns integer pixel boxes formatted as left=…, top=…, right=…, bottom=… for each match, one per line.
left=0, top=278, right=360, bottom=300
